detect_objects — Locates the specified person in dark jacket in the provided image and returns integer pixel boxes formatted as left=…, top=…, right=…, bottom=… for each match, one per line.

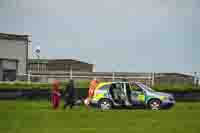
left=63, top=79, right=76, bottom=109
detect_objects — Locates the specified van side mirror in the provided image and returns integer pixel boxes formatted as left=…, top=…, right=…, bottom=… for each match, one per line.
left=142, top=90, right=146, bottom=95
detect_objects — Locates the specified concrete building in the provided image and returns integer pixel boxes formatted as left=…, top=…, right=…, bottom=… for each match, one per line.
left=0, top=33, right=29, bottom=81
left=28, top=59, right=94, bottom=82
left=28, top=59, right=94, bottom=72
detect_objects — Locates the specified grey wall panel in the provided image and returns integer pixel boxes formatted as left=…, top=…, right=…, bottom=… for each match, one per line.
left=0, top=39, right=27, bottom=75
left=2, top=60, right=17, bottom=70
left=0, top=62, right=2, bottom=81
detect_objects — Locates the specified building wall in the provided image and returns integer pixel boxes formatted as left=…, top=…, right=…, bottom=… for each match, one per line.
left=0, top=61, right=2, bottom=81
left=0, top=39, right=27, bottom=75
left=69, top=63, right=94, bottom=72
left=28, top=61, right=94, bottom=72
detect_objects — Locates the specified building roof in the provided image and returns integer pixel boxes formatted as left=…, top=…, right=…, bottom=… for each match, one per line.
left=28, top=59, right=93, bottom=65
left=28, top=59, right=49, bottom=64
left=0, top=32, right=29, bottom=41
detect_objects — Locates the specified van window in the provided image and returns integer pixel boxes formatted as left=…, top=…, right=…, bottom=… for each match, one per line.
left=99, top=84, right=110, bottom=90
left=130, top=84, right=142, bottom=92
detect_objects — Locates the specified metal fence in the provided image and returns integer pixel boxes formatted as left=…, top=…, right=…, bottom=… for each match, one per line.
left=24, top=71, right=153, bottom=85
left=15, top=71, right=198, bottom=86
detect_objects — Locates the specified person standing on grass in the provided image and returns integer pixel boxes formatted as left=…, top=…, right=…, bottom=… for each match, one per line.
left=84, top=79, right=99, bottom=106
left=63, top=79, right=76, bottom=109
left=51, top=80, right=61, bottom=109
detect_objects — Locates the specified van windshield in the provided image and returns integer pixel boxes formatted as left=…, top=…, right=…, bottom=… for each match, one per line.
left=136, top=83, right=155, bottom=92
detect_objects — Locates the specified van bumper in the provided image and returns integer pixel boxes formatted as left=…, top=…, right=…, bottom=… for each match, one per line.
left=90, top=99, right=98, bottom=105
left=161, top=100, right=175, bottom=109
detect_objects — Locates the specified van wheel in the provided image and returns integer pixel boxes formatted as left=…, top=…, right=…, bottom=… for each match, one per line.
left=148, top=99, right=161, bottom=110
left=98, top=99, right=112, bottom=110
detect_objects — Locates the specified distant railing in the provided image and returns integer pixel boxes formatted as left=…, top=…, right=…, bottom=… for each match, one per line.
left=23, top=71, right=153, bottom=85
left=14, top=71, right=197, bottom=86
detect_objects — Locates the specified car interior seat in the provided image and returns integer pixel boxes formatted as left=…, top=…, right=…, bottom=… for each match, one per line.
left=126, top=83, right=132, bottom=103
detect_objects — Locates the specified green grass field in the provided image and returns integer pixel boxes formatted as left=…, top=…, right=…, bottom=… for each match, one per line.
left=0, top=101, right=200, bottom=133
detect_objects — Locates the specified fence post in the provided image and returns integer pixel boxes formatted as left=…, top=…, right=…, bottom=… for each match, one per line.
left=151, top=72, right=155, bottom=86
left=194, top=72, right=199, bottom=88
left=112, top=72, right=115, bottom=81
left=28, top=71, right=31, bottom=83
left=70, top=65, right=72, bottom=80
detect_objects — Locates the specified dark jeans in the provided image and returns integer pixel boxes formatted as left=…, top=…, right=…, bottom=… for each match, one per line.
left=63, top=96, right=75, bottom=109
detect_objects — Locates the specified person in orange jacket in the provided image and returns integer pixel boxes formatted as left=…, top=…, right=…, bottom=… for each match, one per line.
left=84, top=79, right=99, bottom=106
left=51, top=80, right=61, bottom=109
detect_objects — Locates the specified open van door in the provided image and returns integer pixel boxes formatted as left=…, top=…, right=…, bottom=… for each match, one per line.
left=129, top=83, right=146, bottom=106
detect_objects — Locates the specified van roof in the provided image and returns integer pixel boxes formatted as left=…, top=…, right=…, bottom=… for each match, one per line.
left=95, top=81, right=141, bottom=90
left=98, top=81, right=140, bottom=84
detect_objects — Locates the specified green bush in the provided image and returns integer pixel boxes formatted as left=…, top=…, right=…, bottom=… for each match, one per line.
left=74, top=80, right=90, bottom=88
left=0, top=82, right=51, bottom=90
left=152, top=83, right=200, bottom=92
left=0, top=80, right=90, bottom=90
left=0, top=81, right=199, bottom=92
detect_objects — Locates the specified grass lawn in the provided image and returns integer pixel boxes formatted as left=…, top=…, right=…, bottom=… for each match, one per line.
left=0, top=101, right=200, bottom=133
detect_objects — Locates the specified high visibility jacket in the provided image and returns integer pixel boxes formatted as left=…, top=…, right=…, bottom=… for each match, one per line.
left=88, top=80, right=99, bottom=98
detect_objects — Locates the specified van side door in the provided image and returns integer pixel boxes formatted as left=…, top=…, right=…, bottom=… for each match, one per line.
left=130, top=83, right=146, bottom=105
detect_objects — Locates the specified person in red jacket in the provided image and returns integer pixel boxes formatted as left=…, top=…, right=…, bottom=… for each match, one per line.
left=51, top=80, right=61, bottom=109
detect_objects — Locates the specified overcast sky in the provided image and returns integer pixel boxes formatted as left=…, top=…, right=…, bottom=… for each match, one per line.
left=0, top=0, right=199, bottom=73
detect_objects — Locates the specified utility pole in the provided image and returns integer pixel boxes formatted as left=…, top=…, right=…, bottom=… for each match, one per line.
left=35, top=45, right=41, bottom=72
left=37, top=54, right=40, bottom=72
